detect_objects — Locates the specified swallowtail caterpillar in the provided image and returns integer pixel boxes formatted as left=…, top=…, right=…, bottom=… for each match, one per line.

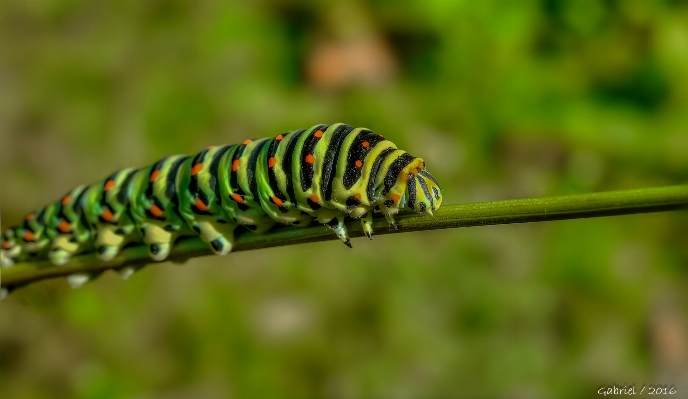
left=1, top=123, right=443, bottom=277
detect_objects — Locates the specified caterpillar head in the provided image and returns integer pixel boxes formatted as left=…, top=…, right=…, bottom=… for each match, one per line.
left=406, top=167, right=442, bottom=215
left=378, top=156, right=442, bottom=216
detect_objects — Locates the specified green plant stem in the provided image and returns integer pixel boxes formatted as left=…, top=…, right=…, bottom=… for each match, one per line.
left=2, top=185, right=687, bottom=291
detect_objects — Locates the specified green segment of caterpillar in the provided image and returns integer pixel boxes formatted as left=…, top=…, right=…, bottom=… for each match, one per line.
left=0, top=123, right=443, bottom=273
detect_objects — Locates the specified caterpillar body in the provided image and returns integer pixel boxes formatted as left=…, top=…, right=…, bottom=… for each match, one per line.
left=0, top=123, right=442, bottom=271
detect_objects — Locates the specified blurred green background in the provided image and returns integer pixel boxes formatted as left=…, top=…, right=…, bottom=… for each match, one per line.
left=1, top=0, right=687, bottom=398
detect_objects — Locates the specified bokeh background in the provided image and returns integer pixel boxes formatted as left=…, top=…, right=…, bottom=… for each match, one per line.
left=1, top=0, right=688, bottom=398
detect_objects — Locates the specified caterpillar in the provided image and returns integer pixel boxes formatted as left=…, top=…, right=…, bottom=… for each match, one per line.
left=0, top=123, right=442, bottom=273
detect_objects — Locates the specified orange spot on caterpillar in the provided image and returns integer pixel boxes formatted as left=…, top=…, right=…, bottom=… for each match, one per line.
left=191, top=163, right=203, bottom=175
left=150, top=170, right=160, bottom=182
left=410, top=168, right=420, bottom=176
left=150, top=204, right=163, bottom=217
left=355, top=160, right=363, bottom=168
left=310, top=195, right=319, bottom=203
left=61, top=195, right=71, bottom=205
left=232, top=159, right=241, bottom=171
left=272, top=196, right=284, bottom=207
left=2, top=241, right=10, bottom=249
left=23, top=231, right=34, bottom=241
left=391, top=194, right=401, bottom=203
left=242, top=139, right=252, bottom=145
left=305, top=154, right=315, bottom=164
left=58, top=219, right=71, bottom=233
left=104, top=179, right=116, bottom=191
left=275, top=134, right=284, bottom=141
left=231, top=193, right=244, bottom=203
left=26, top=213, right=35, bottom=221
left=206, top=145, right=215, bottom=150
left=354, top=193, right=361, bottom=201
left=314, top=130, right=323, bottom=138
left=268, top=157, right=276, bottom=168
left=101, top=209, right=114, bottom=222
left=362, top=141, right=370, bottom=148
left=195, top=197, right=207, bottom=211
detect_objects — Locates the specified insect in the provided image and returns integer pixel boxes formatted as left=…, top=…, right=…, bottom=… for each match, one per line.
left=0, top=123, right=442, bottom=270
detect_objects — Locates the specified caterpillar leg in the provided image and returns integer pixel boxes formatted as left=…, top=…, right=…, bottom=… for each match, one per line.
left=149, top=243, right=170, bottom=261
left=384, top=213, right=397, bottom=230
left=1, top=228, right=23, bottom=266
left=0, top=252, right=15, bottom=267
left=360, top=212, right=374, bottom=240
left=67, top=271, right=103, bottom=288
left=94, top=226, right=135, bottom=262
left=241, top=221, right=276, bottom=234
left=142, top=223, right=175, bottom=261
left=67, top=274, right=90, bottom=288
left=115, top=265, right=145, bottom=279
left=96, top=245, right=120, bottom=263
left=194, top=220, right=238, bottom=255
left=325, top=215, right=352, bottom=248
left=49, top=236, right=81, bottom=265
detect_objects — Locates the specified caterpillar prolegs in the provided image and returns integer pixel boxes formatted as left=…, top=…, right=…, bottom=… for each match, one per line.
left=0, top=123, right=443, bottom=271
